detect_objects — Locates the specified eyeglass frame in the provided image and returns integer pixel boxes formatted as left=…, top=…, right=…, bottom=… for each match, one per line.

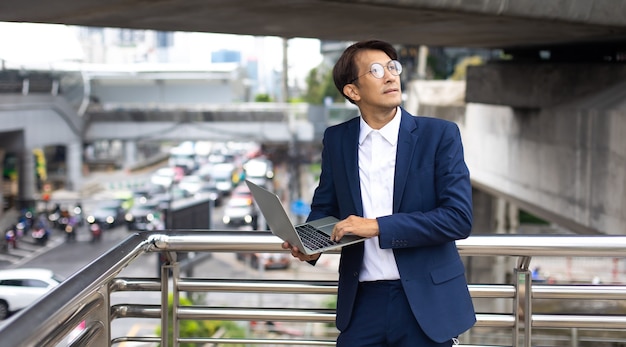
left=348, top=60, right=403, bottom=85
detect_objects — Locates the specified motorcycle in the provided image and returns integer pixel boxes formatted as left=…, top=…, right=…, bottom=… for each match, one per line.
left=31, top=227, right=49, bottom=246
left=4, top=228, right=17, bottom=249
left=65, top=224, right=76, bottom=242
left=90, top=223, right=102, bottom=243
left=65, top=216, right=78, bottom=243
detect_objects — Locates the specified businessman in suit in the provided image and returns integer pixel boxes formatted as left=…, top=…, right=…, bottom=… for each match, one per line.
left=282, top=40, right=475, bottom=346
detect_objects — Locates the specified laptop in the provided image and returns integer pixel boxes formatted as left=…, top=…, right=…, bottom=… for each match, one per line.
left=245, top=180, right=366, bottom=255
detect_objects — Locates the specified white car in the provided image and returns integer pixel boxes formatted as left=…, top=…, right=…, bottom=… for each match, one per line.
left=0, top=268, right=64, bottom=320
left=150, top=167, right=176, bottom=188
left=178, top=175, right=205, bottom=195
left=222, top=197, right=259, bottom=229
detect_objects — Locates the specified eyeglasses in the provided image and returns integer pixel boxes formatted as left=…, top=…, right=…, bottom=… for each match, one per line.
left=349, top=60, right=403, bottom=84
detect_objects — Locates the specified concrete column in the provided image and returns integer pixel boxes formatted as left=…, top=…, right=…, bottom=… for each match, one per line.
left=0, top=149, right=4, bottom=217
left=17, top=148, right=36, bottom=209
left=65, top=141, right=82, bottom=191
left=468, top=188, right=496, bottom=290
left=124, top=140, right=137, bottom=170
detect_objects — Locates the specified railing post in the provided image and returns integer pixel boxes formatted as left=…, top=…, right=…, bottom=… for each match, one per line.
left=160, top=251, right=177, bottom=347
left=571, top=327, right=578, bottom=347
left=172, top=255, right=181, bottom=347
left=515, top=256, right=532, bottom=347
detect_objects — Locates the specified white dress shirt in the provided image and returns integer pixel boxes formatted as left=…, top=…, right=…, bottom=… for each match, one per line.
left=357, top=107, right=401, bottom=282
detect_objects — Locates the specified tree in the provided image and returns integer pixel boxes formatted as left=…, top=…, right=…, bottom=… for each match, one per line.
left=156, top=294, right=245, bottom=347
left=448, top=55, right=483, bottom=81
left=254, top=93, right=272, bottom=102
left=303, top=65, right=342, bottom=104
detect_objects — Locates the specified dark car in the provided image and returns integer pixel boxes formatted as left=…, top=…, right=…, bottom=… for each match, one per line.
left=150, top=186, right=193, bottom=211
left=195, top=180, right=222, bottom=206
left=86, top=202, right=126, bottom=229
left=124, top=201, right=163, bottom=231
left=238, top=252, right=291, bottom=270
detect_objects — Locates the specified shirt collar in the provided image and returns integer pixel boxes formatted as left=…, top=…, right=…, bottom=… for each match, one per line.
left=359, top=107, right=401, bottom=146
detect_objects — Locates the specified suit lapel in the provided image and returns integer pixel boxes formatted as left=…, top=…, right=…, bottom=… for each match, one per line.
left=343, top=118, right=363, bottom=216
left=393, top=110, right=419, bottom=212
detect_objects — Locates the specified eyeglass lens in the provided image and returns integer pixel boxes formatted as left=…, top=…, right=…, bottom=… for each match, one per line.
left=370, top=60, right=402, bottom=78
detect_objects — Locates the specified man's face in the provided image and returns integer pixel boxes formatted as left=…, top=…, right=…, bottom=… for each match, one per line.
left=349, top=49, right=402, bottom=110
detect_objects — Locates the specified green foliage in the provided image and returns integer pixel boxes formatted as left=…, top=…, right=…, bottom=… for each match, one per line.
left=321, top=295, right=337, bottom=328
left=155, top=294, right=246, bottom=347
left=448, top=55, right=483, bottom=81
left=303, top=66, right=342, bottom=104
left=308, top=162, right=321, bottom=181
left=289, top=97, right=306, bottom=103
left=519, top=210, right=549, bottom=225
left=254, top=93, right=272, bottom=102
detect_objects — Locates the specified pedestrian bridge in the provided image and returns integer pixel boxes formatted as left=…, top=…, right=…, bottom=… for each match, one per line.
left=2, top=230, right=626, bottom=347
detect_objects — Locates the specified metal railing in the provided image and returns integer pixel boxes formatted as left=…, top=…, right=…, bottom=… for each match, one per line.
left=2, top=232, right=626, bottom=347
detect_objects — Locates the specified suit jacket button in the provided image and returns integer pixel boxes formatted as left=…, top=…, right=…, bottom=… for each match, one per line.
left=353, top=272, right=359, bottom=277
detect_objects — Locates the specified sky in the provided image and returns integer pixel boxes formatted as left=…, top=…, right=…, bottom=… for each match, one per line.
left=176, top=32, right=323, bottom=86
left=0, top=22, right=323, bottom=86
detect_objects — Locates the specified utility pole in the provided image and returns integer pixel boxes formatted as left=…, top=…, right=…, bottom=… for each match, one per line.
left=282, top=38, right=303, bottom=221
left=281, top=38, right=289, bottom=104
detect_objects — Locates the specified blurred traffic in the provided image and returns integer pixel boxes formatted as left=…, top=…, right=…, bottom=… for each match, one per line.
left=1, top=140, right=292, bottom=273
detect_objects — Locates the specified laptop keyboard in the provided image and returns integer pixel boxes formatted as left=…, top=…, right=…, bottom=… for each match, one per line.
left=296, top=224, right=339, bottom=250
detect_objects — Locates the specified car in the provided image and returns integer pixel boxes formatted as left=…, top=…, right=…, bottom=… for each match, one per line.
left=231, top=184, right=253, bottom=199
left=150, top=186, right=193, bottom=211
left=243, top=158, right=274, bottom=186
left=124, top=201, right=164, bottom=231
left=195, top=180, right=222, bottom=206
left=210, top=162, right=237, bottom=196
left=86, top=201, right=126, bottom=229
left=0, top=268, right=64, bottom=320
left=178, top=175, right=205, bottom=195
left=222, top=197, right=259, bottom=229
left=238, top=252, right=291, bottom=270
left=150, top=167, right=182, bottom=188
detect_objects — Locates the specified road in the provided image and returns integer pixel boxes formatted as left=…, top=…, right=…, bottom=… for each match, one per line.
left=2, top=199, right=340, bottom=346
left=0, top=161, right=341, bottom=344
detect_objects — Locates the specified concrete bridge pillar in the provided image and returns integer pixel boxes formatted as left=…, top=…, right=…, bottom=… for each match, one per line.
left=65, top=141, right=82, bottom=191
left=465, top=63, right=626, bottom=235
left=17, top=148, right=37, bottom=209
left=0, top=149, right=4, bottom=216
left=123, top=140, right=137, bottom=170
left=467, top=189, right=521, bottom=314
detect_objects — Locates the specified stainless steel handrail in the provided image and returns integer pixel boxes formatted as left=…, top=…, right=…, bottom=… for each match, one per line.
left=1, top=232, right=626, bottom=347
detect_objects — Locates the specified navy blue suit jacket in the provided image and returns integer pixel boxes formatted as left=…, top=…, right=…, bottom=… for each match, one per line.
left=307, top=108, right=476, bottom=343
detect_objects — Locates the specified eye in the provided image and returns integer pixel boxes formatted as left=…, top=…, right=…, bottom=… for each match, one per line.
left=370, top=63, right=384, bottom=78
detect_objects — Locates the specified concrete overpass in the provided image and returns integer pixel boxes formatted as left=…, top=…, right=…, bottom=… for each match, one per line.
left=2, top=0, right=626, bottom=52
left=0, top=0, right=625, bottom=238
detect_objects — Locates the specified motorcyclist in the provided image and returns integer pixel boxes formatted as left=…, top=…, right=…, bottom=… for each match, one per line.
left=90, top=223, right=102, bottom=243
left=65, top=214, right=78, bottom=243
left=5, top=225, right=18, bottom=249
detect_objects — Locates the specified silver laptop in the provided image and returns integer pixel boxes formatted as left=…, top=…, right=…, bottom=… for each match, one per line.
left=245, top=180, right=366, bottom=255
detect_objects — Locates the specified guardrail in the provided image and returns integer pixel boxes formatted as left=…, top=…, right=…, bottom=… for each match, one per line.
left=1, top=232, right=626, bottom=347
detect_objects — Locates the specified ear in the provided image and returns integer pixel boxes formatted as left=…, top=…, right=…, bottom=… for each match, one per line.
left=343, top=84, right=360, bottom=102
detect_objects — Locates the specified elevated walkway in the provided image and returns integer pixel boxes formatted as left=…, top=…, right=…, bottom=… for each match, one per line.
left=2, top=231, right=626, bottom=346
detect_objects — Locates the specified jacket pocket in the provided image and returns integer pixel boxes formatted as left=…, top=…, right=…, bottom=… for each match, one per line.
left=430, top=258, right=466, bottom=284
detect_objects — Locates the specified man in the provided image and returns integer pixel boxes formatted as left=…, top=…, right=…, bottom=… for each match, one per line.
left=282, top=40, right=475, bottom=346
